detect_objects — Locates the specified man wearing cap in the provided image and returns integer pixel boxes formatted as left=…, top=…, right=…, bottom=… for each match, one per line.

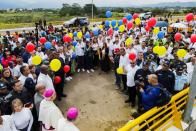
left=156, top=59, right=175, bottom=94
left=57, top=107, right=80, bottom=131
left=39, top=89, right=63, bottom=131
left=173, top=66, right=188, bottom=94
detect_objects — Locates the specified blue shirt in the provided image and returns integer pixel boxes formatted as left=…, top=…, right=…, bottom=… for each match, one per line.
left=174, top=72, right=188, bottom=91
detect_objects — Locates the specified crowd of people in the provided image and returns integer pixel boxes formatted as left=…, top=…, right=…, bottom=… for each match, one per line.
left=0, top=13, right=195, bottom=131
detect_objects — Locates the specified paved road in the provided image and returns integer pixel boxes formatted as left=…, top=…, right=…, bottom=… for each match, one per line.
left=0, top=22, right=101, bottom=34
left=56, top=70, right=135, bottom=131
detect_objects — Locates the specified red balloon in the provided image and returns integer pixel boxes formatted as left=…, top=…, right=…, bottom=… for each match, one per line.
left=127, top=22, right=133, bottom=30
left=122, top=17, right=128, bottom=24
left=52, top=40, right=57, bottom=46
left=147, top=17, right=157, bottom=27
left=174, top=33, right=182, bottom=42
left=39, top=37, right=47, bottom=44
left=185, top=13, right=194, bottom=22
left=129, top=53, right=137, bottom=61
left=191, top=34, right=196, bottom=43
left=108, top=28, right=113, bottom=36
left=63, top=35, right=72, bottom=43
left=26, top=43, right=35, bottom=53
left=133, top=13, right=139, bottom=20
left=54, top=76, right=62, bottom=84
left=64, top=65, right=70, bottom=73
left=145, top=25, right=150, bottom=32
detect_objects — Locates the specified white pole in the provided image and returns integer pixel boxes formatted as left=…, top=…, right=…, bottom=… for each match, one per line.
left=92, top=0, right=94, bottom=20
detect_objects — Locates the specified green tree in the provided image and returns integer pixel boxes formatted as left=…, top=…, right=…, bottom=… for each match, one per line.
left=83, top=4, right=97, bottom=16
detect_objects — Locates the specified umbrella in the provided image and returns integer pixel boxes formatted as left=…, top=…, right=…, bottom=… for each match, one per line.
left=155, top=21, right=168, bottom=27
left=170, top=23, right=188, bottom=28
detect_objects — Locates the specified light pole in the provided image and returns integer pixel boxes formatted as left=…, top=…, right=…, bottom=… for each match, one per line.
left=92, top=0, right=94, bottom=20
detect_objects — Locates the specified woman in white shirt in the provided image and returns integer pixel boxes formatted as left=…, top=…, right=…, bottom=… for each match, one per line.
left=11, top=99, right=33, bottom=131
left=0, top=110, right=17, bottom=131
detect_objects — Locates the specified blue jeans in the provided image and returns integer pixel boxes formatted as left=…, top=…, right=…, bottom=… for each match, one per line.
left=115, top=71, right=121, bottom=86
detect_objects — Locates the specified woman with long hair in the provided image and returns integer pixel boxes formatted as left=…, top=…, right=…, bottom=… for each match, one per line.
left=1, top=68, right=15, bottom=91
left=100, top=42, right=110, bottom=72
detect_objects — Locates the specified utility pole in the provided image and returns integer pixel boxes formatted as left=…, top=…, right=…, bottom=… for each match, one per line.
left=183, top=62, right=196, bottom=123
left=92, top=0, right=94, bottom=20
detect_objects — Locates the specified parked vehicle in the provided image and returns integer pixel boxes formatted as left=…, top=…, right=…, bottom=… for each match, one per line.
left=63, top=17, right=89, bottom=27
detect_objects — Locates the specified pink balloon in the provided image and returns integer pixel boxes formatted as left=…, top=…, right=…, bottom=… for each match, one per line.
left=127, top=22, right=133, bottom=30
left=174, top=33, right=182, bottom=42
left=133, top=13, right=139, bottom=20
left=108, top=28, right=113, bottom=36
left=191, top=34, right=196, bottom=43
left=147, top=17, right=157, bottom=27
left=122, top=17, right=128, bottom=24
left=186, top=13, right=194, bottom=22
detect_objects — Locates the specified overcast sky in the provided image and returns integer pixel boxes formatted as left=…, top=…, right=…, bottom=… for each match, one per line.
left=1, top=0, right=195, bottom=7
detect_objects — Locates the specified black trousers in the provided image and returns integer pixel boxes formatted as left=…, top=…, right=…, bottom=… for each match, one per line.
left=121, top=74, right=127, bottom=91
left=55, top=74, right=65, bottom=98
left=66, top=61, right=72, bottom=77
left=127, top=86, right=136, bottom=104
left=84, top=55, right=94, bottom=70
left=77, top=56, right=84, bottom=69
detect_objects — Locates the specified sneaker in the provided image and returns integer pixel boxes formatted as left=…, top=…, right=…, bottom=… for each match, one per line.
left=66, top=77, right=70, bottom=81
left=77, top=69, right=80, bottom=73
left=87, top=70, right=90, bottom=73
left=69, top=76, right=73, bottom=80
left=91, top=69, right=95, bottom=72
left=82, top=69, right=85, bottom=72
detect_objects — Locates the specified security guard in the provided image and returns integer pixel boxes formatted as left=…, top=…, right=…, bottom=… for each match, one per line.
left=156, top=59, right=175, bottom=94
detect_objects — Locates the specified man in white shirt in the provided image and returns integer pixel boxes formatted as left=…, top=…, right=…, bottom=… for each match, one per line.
left=36, top=47, right=48, bottom=61
left=119, top=48, right=130, bottom=92
left=37, top=65, right=54, bottom=90
left=57, top=107, right=80, bottom=131
left=13, top=57, right=28, bottom=79
left=124, top=60, right=139, bottom=107
left=75, top=39, right=85, bottom=72
left=18, top=65, right=34, bottom=86
left=186, top=57, right=196, bottom=83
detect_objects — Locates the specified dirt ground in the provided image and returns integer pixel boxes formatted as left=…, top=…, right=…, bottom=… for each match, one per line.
left=56, top=70, right=136, bottom=131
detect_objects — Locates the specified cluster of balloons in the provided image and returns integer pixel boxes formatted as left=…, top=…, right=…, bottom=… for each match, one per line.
left=153, top=46, right=167, bottom=56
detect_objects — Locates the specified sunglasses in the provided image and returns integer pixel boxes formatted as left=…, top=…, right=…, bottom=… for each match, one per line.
left=130, top=62, right=135, bottom=64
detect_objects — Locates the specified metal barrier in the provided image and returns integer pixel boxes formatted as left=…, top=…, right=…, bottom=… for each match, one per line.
left=118, top=88, right=190, bottom=131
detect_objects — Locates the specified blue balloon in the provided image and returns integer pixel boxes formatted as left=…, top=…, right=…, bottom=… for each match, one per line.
left=85, top=33, right=90, bottom=39
left=114, top=27, right=119, bottom=31
left=105, top=20, right=110, bottom=27
left=72, top=53, right=77, bottom=59
left=111, top=20, right=117, bottom=27
left=41, top=31, right=46, bottom=36
left=106, top=11, right=112, bottom=18
left=126, top=14, right=132, bottom=21
left=73, top=32, right=77, bottom=37
left=157, top=31, right=165, bottom=39
left=118, top=20, right=123, bottom=26
left=72, top=41, right=77, bottom=47
left=93, top=29, right=99, bottom=36
left=45, top=42, right=52, bottom=49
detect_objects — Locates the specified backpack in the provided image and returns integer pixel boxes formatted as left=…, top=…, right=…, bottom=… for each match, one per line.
left=155, top=87, right=172, bottom=107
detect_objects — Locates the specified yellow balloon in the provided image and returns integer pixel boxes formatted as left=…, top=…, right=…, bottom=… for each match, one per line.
left=117, top=67, right=124, bottom=74
left=125, top=38, right=133, bottom=46
left=153, top=27, right=160, bottom=35
left=153, top=46, right=160, bottom=54
left=68, top=33, right=73, bottom=38
left=135, top=18, right=141, bottom=25
left=119, top=25, right=125, bottom=32
left=50, top=59, right=61, bottom=72
left=77, top=32, right=83, bottom=39
left=157, top=46, right=167, bottom=56
left=177, top=49, right=187, bottom=58
left=32, top=55, right=42, bottom=65
left=99, top=25, right=103, bottom=29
